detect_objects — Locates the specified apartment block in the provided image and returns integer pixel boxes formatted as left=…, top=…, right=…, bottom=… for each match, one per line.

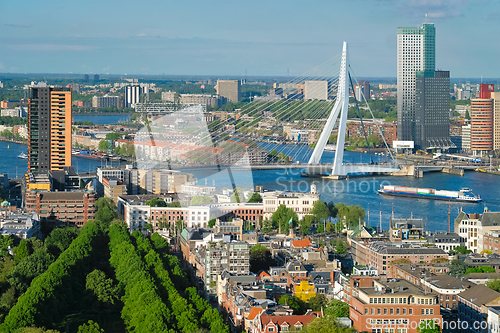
left=345, top=276, right=442, bottom=333
left=103, top=177, right=127, bottom=204
left=28, top=83, right=72, bottom=175
left=25, top=190, right=96, bottom=227
left=455, top=208, right=500, bottom=253
left=205, top=241, right=250, bottom=290
left=216, top=80, right=240, bottom=103
left=262, top=186, right=319, bottom=221
left=351, top=239, right=448, bottom=275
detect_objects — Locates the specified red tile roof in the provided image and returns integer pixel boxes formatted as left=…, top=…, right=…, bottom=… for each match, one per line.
left=260, top=313, right=320, bottom=329
left=247, top=306, right=264, bottom=321
left=292, top=238, right=312, bottom=248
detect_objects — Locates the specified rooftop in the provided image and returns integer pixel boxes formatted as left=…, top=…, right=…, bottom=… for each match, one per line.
left=360, top=279, right=429, bottom=297
left=458, top=284, right=500, bottom=307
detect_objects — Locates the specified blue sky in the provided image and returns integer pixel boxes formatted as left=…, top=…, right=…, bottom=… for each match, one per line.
left=1, top=0, right=499, bottom=78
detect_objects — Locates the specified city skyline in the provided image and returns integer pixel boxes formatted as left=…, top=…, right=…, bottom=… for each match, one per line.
left=1, top=0, right=500, bottom=77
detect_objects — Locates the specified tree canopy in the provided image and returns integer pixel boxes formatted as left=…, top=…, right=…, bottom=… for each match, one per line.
left=271, top=204, right=298, bottom=234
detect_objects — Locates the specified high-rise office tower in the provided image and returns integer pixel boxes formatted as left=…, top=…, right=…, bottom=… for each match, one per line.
left=358, top=81, right=370, bottom=100
left=28, top=83, right=72, bottom=175
left=397, top=23, right=452, bottom=150
left=216, top=80, right=240, bottom=103
left=470, top=84, right=497, bottom=153
left=125, top=85, right=141, bottom=107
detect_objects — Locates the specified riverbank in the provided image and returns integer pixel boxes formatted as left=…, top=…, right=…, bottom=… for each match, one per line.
left=73, top=112, right=133, bottom=115
left=0, top=137, right=27, bottom=145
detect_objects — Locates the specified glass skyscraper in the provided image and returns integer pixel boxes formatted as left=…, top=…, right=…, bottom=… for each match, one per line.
left=397, top=23, right=452, bottom=150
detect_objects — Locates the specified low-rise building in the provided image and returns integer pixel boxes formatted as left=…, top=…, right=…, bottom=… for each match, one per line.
left=25, top=190, right=97, bottom=227
left=0, top=213, right=41, bottom=239
left=103, top=177, right=127, bottom=204
left=425, top=231, right=466, bottom=253
left=262, top=186, right=319, bottom=221
left=458, top=284, right=500, bottom=333
left=351, top=239, right=448, bottom=275
left=455, top=208, right=500, bottom=253
left=345, top=276, right=442, bottom=333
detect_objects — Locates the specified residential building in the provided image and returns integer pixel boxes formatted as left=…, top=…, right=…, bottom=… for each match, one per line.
left=359, top=80, right=371, bottom=100
left=92, top=95, right=120, bottom=108
left=205, top=241, right=250, bottom=292
left=455, top=208, right=500, bottom=253
left=345, top=276, right=442, bottom=333
left=180, top=184, right=216, bottom=196
left=103, top=177, right=127, bottom=204
left=27, top=83, right=72, bottom=175
left=390, top=217, right=424, bottom=241
left=250, top=312, right=321, bottom=333
left=483, top=230, right=500, bottom=255
left=462, top=124, right=471, bottom=151
left=216, top=80, right=240, bottom=103
left=347, top=119, right=397, bottom=146
left=397, top=23, right=452, bottom=150
left=425, top=231, right=466, bottom=253
left=304, top=80, right=328, bottom=101
left=463, top=255, right=500, bottom=273
left=471, top=97, right=494, bottom=152
left=125, top=85, right=141, bottom=107
left=161, top=91, right=222, bottom=108
left=25, top=190, right=96, bottom=227
left=351, top=239, right=448, bottom=275
left=1, top=106, right=26, bottom=118
left=458, top=284, right=500, bottom=333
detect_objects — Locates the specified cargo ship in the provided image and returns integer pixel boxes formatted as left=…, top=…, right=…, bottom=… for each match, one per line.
left=74, top=150, right=108, bottom=161
left=378, top=185, right=482, bottom=203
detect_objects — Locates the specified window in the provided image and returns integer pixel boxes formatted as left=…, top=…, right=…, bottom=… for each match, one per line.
left=384, top=308, right=387, bottom=314
left=409, top=309, right=412, bottom=315
left=268, top=327, right=274, bottom=332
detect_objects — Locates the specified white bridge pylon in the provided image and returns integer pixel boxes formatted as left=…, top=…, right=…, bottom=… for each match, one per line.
left=308, top=41, right=399, bottom=177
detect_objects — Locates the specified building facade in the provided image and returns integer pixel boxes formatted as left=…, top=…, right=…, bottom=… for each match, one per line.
left=216, top=80, right=240, bottom=103
left=25, top=190, right=96, bottom=227
left=397, top=23, right=451, bottom=150
left=28, top=84, right=72, bottom=175
left=125, top=85, right=141, bottom=107
left=471, top=98, right=494, bottom=152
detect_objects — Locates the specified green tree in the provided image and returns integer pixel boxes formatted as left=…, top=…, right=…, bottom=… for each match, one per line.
left=77, top=320, right=105, bottom=333
left=247, top=192, right=262, bottom=203
left=94, top=197, right=119, bottom=225
left=208, top=217, right=217, bottom=228
left=465, top=266, right=496, bottom=274
left=317, top=223, right=324, bottom=233
left=278, top=295, right=306, bottom=315
left=299, top=216, right=313, bottom=236
left=7, top=248, right=55, bottom=294
left=85, top=269, right=120, bottom=305
left=98, top=140, right=111, bottom=151
left=230, top=188, right=243, bottom=203
left=324, top=299, right=350, bottom=318
left=145, top=198, right=167, bottom=207
left=0, top=285, right=16, bottom=308
left=448, top=259, right=469, bottom=277
left=14, top=239, right=31, bottom=262
left=300, top=316, right=354, bottom=333
left=488, top=279, right=500, bottom=292
left=0, top=235, right=14, bottom=256
left=335, top=203, right=365, bottom=229
left=335, top=240, right=347, bottom=254
left=44, top=227, right=79, bottom=254
left=449, top=246, right=472, bottom=255
left=271, top=204, right=298, bottom=234
left=105, top=132, right=123, bottom=140
left=311, top=201, right=330, bottom=223
left=250, top=244, right=275, bottom=273
left=417, top=319, right=441, bottom=333
left=465, top=110, right=471, bottom=120
left=307, top=294, right=328, bottom=311
left=325, top=222, right=334, bottom=233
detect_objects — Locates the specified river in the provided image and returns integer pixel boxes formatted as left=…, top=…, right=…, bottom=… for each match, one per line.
left=1, top=140, right=497, bottom=232
left=73, top=114, right=132, bottom=124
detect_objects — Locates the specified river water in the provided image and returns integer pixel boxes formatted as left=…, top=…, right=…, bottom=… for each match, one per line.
left=1, top=139, right=497, bottom=232
left=73, top=114, right=132, bottom=124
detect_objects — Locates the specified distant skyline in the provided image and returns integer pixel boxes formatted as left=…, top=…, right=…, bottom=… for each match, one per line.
left=1, top=0, right=500, bottom=78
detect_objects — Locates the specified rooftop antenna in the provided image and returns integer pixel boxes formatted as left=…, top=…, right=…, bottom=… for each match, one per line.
left=425, top=12, right=428, bottom=23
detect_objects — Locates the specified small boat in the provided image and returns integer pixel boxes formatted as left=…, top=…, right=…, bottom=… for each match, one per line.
left=7, top=145, right=9, bottom=149
left=17, top=152, right=28, bottom=159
